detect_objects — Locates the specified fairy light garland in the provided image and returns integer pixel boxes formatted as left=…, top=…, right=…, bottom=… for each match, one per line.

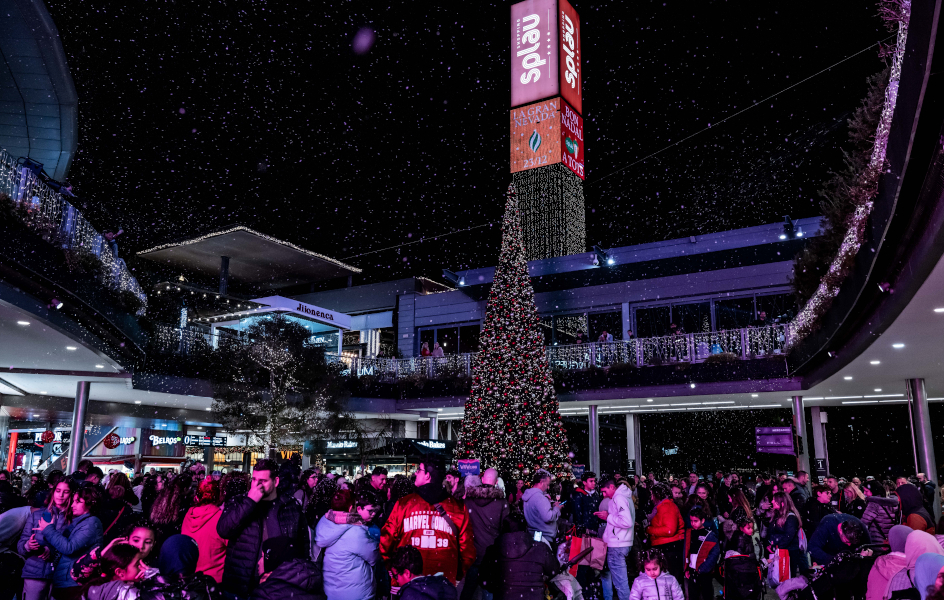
left=789, top=1, right=910, bottom=346
left=512, top=163, right=586, bottom=261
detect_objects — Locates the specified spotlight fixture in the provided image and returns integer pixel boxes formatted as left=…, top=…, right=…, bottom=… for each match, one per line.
left=780, top=216, right=793, bottom=240
left=592, top=244, right=613, bottom=267
left=827, top=351, right=836, bottom=358
left=877, top=282, right=894, bottom=294
left=690, top=383, right=696, bottom=389
left=48, top=298, right=63, bottom=310
left=892, top=343, right=905, bottom=349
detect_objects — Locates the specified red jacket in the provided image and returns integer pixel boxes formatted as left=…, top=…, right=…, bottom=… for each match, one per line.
left=648, top=499, right=685, bottom=545
left=380, top=492, right=476, bottom=584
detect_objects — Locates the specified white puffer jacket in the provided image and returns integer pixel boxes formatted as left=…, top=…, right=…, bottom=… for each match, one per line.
left=629, top=572, right=685, bottom=600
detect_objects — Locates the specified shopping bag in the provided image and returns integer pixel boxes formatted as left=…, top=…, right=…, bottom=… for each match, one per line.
left=766, top=549, right=790, bottom=588
left=567, top=535, right=607, bottom=575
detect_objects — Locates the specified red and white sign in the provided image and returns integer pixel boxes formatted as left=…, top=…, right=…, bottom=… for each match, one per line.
left=511, top=0, right=559, bottom=109
left=511, top=0, right=583, bottom=114
left=558, top=0, right=582, bottom=114
left=560, top=98, right=584, bottom=179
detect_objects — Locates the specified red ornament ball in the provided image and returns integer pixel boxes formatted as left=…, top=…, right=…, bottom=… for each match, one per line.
left=103, top=433, right=121, bottom=449
left=41, top=430, right=55, bottom=444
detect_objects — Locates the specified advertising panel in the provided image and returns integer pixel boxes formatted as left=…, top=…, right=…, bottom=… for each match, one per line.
left=140, top=429, right=185, bottom=457
left=560, top=98, right=584, bottom=179
left=511, top=0, right=559, bottom=108
left=87, top=427, right=139, bottom=456
left=558, top=0, right=582, bottom=113
left=510, top=98, right=561, bottom=174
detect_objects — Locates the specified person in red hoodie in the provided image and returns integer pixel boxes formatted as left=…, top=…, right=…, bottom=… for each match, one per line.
left=181, top=478, right=227, bottom=583
left=648, top=482, right=686, bottom=586
left=380, top=459, right=475, bottom=585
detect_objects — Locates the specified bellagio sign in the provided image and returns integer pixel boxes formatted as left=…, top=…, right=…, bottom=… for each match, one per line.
left=510, top=0, right=582, bottom=114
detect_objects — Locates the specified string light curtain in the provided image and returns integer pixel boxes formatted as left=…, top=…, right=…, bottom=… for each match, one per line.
left=512, top=163, right=586, bottom=261
left=457, top=185, right=570, bottom=476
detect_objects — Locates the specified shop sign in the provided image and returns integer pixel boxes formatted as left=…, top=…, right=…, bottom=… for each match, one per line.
left=183, top=435, right=227, bottom=447
left=149, top=434, right=183, bottom=446
left=417, top=440, right=446, bottom=449
left=572, top=464, right=585, bottom=479
left=327, top=441, right=358, bottom=449
left=33, top=431, right=66, bottom=443
left=755, top=427, right=795, bottom=455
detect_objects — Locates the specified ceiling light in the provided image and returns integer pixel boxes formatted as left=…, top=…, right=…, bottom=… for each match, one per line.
left=66, top=346, right=77, bottom=351
left=32, top=414, right=38, bottom=417
left=205, top=407, right=212, bottom=411
left=38, top=391, right=46, bottom=395
left=647, top=398, right=653, bottom=402
left=16, top=321, right=29, bottom=326
left=134, top=401, right=141, bottom=404
left=935, top=308, right=944, bottom=313
left=690, top=383, right=696, bottom=388
left=892, top=343, right=905, bottom=349
left=870, top=360, right=880, bottom=365
left=843, top=376, right=853, bottom=380
left=751, top=394, right=758, bottom=398
left=874, top=388, right=882, bottom=392
left=95, top=364, right=105, bottom=369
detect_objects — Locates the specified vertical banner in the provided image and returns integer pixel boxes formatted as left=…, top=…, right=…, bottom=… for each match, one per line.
left=560, top=99, right=584, bottom=179
left=6, top=432, right=16, bottom=471
left=511, top=0, right=559, bottom=108
left=558, top=0, right=582, bottom=114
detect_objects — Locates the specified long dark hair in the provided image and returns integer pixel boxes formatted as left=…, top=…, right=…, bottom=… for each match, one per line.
left=46, top=478, right=75, bottom=516
left=150, top=476, right=190, bottom=525
left=771, top=491, right=802, bottom=528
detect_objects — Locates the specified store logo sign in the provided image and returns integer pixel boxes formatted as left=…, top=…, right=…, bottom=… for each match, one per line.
left=149, top=435, right=182, bottom=446
left=326, top=441, right=357, bottom=449
left=417, top=440, right=446, bottom=449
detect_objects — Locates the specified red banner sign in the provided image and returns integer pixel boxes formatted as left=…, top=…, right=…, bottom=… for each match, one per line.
left=560, top=98, right=584, bottom=179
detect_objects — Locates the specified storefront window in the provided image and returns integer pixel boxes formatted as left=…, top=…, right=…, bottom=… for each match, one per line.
left=459, top=324, right=481, bottom=353
left=437, top=327, right=459, bottom=354
left=634, top=306, right=670, bottom=338
left=673, top=302, right=711, bottom=333
left=715, top=297, right=756, bottom=330
left=554, top=314, right=588, bottom=344
left=755, top=293, right=796, bottom=323
left=588, top=311, right=622, bottom=341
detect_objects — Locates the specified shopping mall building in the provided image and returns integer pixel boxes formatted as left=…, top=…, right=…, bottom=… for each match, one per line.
left=2, top=0, right=944, bottom=512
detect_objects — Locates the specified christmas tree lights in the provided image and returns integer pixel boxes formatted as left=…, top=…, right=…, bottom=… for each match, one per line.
left=512, top=163, right=586, bottom=261
left=456, top=184, right=570, bottom=476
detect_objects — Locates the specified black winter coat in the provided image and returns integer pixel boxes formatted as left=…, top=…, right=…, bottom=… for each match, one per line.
left=480, top=531, right=558, bottom=600
left=250, top=559, right=325, bottom=600
left=464, top=485, right=509, bottom=563
left=723, top=555, right=762, bottom=600
left=217, top=494, right=309, bottom=597
left=399, top=575, right=457, bottom=600
left=571, top=489, right=603, bottom=533
left=138, top=573, right=221, bottom=600
left=799, top=548, right=878, bottom=600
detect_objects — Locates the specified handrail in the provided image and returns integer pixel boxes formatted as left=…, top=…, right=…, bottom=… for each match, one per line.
left=0, top=149, right=147, bottom=313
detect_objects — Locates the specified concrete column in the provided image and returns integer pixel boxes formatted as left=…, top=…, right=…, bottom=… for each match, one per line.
left=0, top=416, right=9, bottom=471
left=626, top=414, right=639, bottom=475
left=588, top=405, right=600, bottom=475
left=792, top=396, right=810, bottom=476
left=446, top=421, right=453, bottom=441
left=337, top=329, right=344, bottom=355
left=810, top=406, right=829, bottom=483
left=67, top=381, right=90, bottom=475
left=908, top=378, right=941, bottom=523
left=219, top=256, right=230, bottom=295
left=428, top=412, right=439, bottom=440
left=404, top=420, right=418, bottom=439
left=622, top=302, right=631, bottom=340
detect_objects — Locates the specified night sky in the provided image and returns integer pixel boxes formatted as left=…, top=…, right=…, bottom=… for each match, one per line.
left=45, top=0, right=888, bottom=284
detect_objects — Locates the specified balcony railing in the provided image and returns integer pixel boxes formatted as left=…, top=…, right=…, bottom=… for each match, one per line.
left=0, top=150, right=147, bottom=313
left=153, top=323, right=789, bottom=383
left=344, top=324, right=789, bottom=382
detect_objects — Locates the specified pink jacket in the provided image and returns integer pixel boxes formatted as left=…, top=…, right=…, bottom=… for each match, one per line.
left=181, top=504, right=227, bottom=582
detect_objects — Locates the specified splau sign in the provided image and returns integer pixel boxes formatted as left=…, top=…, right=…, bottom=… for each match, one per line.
left=510, top=0, right=582, bottom=114
left=510, top=97, right=583, bottom=179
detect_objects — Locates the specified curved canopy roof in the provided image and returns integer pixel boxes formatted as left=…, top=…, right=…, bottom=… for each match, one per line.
left=0, top=0, right=77, bottom=181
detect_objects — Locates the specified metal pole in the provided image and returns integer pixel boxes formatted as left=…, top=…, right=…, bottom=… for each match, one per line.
left=67, top=381, right=90, bottom=474
left=337, top=329, right=343, bottom=356
left=428, top=412, right=439, bottom=440
left=219, top=256, right=230, bottom=295
left=810, top=406, right=829, bottom=482
left=626, top=414, right=637, bottom=475
left=908, top=378, right=941, bottom=523
left=792, top=396, right=810, bottom=475
left=588, top=405, right=600, bottom=475
left=634, top=413, right=643, bottom=477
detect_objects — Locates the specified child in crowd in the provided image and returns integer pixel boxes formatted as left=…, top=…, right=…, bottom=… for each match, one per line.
left=685, top=507, right=720, bottom=600
left=630, top=549, right=685, bottom=600
left=80, top=543, right=142, bottom=600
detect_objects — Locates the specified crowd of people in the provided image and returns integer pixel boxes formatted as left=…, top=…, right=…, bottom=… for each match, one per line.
left=0, top=460, right=941, bottom=600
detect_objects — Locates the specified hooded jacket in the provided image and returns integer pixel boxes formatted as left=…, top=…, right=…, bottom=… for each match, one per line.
left=603, top=484, right=635, bottom=548
left=648, top=499, right=685, bottom=546
left=463, top=485, right=509, bottom=562
left=479, top=531, right=558, bottom=600
left=914, top=553, right=944, bottom=600
left=522, top=488, right=560, bottom=541
left=19, top=506, right=66, bottom=580
left=399, top=575, right=457, bottom=600
left=314, top=512, right=379, bottom=600
left=37, top=513, right=103, bottom=589
left=250, top=558, right=324, bottom=600
left=571, top=488, right=603, bottom=533
left=860, top=496, right=899, bottom=543
left=867, top=550, right=907, bottom=600
left=629, top=571, right=685, bottom=600
left=379, top=486, right=475, bottom=585
left=216, top=493, right=309, bottom=597
left=898, top=485, right=935, bottom=534
left=181, top=504, right=227, bottom=583
left=885, top=529, right=944, bottom=598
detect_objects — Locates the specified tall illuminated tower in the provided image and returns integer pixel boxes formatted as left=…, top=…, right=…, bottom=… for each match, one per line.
left=509, top=0, right=585, bottom=261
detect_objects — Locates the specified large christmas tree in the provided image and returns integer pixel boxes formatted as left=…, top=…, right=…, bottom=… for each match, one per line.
left=457, top=184, right=570, bottom=476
